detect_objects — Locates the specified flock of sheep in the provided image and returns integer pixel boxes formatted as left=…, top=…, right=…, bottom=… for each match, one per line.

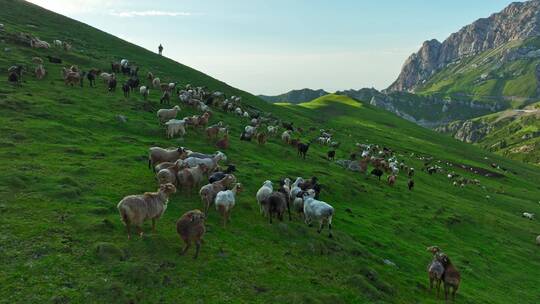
left=5, top=27, right=540, bottom=301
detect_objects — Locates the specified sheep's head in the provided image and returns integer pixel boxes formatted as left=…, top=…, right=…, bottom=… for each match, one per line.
left=225, top=164, right=237, bottom=173
left=263, top=180, right=273, bottom=188
left=160, top=183, right=177, bottom=194
left=303, top=189, right=316, bottom=199
left=235, top=183, right=243, bottom=194
left=188, top=209, right=206, bottom=223
left=223, top=174, right=237, bottom=186
left=173, top=105, right=181, bottom=110
left=426, top=246, right=441, bottom=254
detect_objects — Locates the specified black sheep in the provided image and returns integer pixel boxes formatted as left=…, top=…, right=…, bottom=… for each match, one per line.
left=297, top=142, right=310, bottom=159
left=122, top=82, right=130, bottom=97
left=87, top=71, right=96, bottom=87
left=371, top=168, right=383, bottom=180
left=327, top=150, right=336, bottom=161
left=408, top=178, right=415, bottom=191
left=46, top=55, right=62, bottom=64
left=208, top=165, right=237, bottom=183
left=108, top=77, right=117, bottom=92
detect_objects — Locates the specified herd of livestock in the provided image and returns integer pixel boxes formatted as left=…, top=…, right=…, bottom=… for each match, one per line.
left=4, top=28, right=540, bottom=302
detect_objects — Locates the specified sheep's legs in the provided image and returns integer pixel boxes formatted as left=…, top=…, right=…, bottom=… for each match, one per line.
left=126, top=224, right=132, bottom=240
left=436, top=279, right=441, bottom=299
left=136, top=226, right=144, bottom=238
left=328, top=222, right=333, bottom=238
left=194, top=240, right=201, bottom=259
left=181, top=240, right=191, bottom=255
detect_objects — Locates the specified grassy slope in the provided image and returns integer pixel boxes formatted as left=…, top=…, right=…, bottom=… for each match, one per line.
left=472, top=103, right=540, bottom=165
left=417, top=38, right=540, bottom=104
left=1, top=1, right=540, bottom=303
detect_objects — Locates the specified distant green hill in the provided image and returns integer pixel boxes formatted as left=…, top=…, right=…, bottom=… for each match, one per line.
left=1, top=1, right=540, bottom=303
left=259, top=88, right=329, bottom=104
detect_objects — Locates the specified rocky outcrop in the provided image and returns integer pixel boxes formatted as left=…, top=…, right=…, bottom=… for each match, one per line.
left=388, top=0, right=540, bottom=92
left=259, top=88, right=329, bottom=104
left=436, top=120, right=493, bottom=143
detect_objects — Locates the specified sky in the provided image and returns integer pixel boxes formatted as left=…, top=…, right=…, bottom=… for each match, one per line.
left=27, top=0, right=517, bottom=95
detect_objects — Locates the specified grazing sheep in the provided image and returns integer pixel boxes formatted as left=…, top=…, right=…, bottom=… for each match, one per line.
left=297, top=142, right=310, bottom=159
left=154, top=160, right=183, bottom=173
left=199, top=174, right=237, bottom=214
left=522, top=212, right=535, bottom=220
left=208, top=164, right=237, bottom=183
left=176, top=209, right=206, bottom=259
left=267, top=125, right=278, bottom=135
left=302, top=189, right=334, bottom=238
left=120, top=59, right=129, bottom=67
left=257, top=132, right=267, bottom=144
left=215, top=183, right=243, bottom=227
left=157, top=105, right=181, bottom=124
left=117, top=183, right=177, bottom=239
left=256, top=180, right=273, bottom=216
left=262, top=191, right=288, bottom=224
left=387, top=175, right=396, bottom=186
left=177, top=164, right=209, bottom=193
left=30, top=37, right=50, bottom=49
left=53, top=39, right=62, bottom=47
left=148, top=147, right=187, bottom=171
left=139, top=86, right=150, bottom=100
left=62, top=41, right=72, bottom=52
left=438, top=254, right=461, bottom=301
left=165, top=119, right=186, bottom=139
left=289, top=177, right=305, bottom=201
left=426, top=246, right=445, bottom=298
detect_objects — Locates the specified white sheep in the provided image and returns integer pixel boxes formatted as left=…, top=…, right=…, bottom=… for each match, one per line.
left=168, top=82, right=176, bottom=90
left=100, top=72, right=114, bottom=83
left=243, top=111, right=250, bottom=118
left=120, top=59, right=129, bottom=67
left=522, top=212, right=535, bottom=220
left=235, top=107, right=243, bottom=116
left=183, top=153, right=226, bottom=172
left=302, top=189, right=334, bottom=238
left=267, top=126, right=278, bottom=135
left=281, top=130, right=292, bottom=144
left=256, top=180, right=273, bottom=216
left=165, top=119, right=186, bottom=138
left=139, top=86, right=150, bottom=100
left=197, top=101, right=210, bottom=112
left=289, top=177, right=305, bottom=202
left=53, top=39, right=62, bottom=47
left=30, top=38, right=50, bottom=49
left=244, top=125, right=257, bottom=137
left=215, top=183, right=242, bottom=227
left=157, top=105, right=181, bottom=124
left=152, top=77, right=161, bottom=88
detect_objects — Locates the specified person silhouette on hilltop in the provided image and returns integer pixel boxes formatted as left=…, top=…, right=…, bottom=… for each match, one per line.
left=158, top=44, right=163, bottom=56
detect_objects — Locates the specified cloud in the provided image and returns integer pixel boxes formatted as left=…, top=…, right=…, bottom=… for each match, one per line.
left=109, top=10, right=192, bottom=18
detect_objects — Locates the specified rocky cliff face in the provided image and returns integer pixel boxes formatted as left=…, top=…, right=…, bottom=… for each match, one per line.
left=258, top=88, right=329, bottom=104
left=388, top=0, right=540, bottom=92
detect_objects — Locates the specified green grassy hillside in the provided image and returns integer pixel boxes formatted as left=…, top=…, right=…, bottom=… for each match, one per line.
left=417, top=38, right=540, bottom=105
left=438, top=102, right=540, bottom=166
left=1, top=1, right=540, bottom=303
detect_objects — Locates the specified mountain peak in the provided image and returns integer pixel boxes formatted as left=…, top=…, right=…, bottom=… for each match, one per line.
left=388, top=0, right=540, bottom=92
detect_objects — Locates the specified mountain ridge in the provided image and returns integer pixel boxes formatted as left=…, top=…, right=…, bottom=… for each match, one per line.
left=258, top=88, right=329, bottom=103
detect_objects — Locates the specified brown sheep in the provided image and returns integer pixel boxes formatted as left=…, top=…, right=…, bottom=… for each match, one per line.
left=117, top=183, right=176, bottom=239
left=216, top=134, right=229, bottom=150
left=387, top=175, right=396, bottom=186
left=438, top=253, right=461, bottom=301
left=176, top=209, right=206, bottom=259
left=199, top=174, right=237, bottom=214
left=197, top=112, right=211, bottom=128
left=262, top=191, right=288, bottom=224
left=148, top=147, right=187, bottom=171
left=177, top=163, right=209, bottom=193
left=156, top=161, right=186, bottom=186
left=257, top=132, right=267, bottom=144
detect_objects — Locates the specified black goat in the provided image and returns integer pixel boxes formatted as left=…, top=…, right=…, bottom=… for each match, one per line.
left=208, top=165, right=237, bottom=183
left=371, top=168, right=383, bottom=180
left=327, top=150, right=336, bottom=161
left=297, top=142, right=310, bottom=159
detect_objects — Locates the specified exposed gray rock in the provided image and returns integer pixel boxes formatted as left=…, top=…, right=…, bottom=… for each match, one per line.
left=389, top=0, right=540, bottom=92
